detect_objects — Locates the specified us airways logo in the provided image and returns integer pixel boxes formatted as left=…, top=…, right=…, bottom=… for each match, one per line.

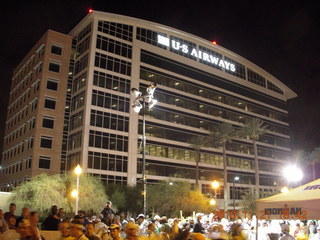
left=304, top=184, right=320, bottom=190
left=158, top=35, right=236, bottom=72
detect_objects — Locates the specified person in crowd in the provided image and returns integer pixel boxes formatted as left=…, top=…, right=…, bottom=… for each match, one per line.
left=71, top=220, right=88, bottom=240
left=18, top=219, right=34, bottom=240
left=146, top=222, right=157, bottom=237
left=229, top=223, right=247, bottom=240
left=294, top=223, right=302, bottom=238
left=0, top=209, right=8, bottom=233
left=4, top=202, right=16, bottom=223
left=193, top=213, right=204, bottom=234
left=42, top=205, right=60, bottom=230
left=16, top=207, right=30, bottom=227
left=124, top=222, right=139, bottom=240
left=110, top=224, right=123, bottom=240
left=101, top=201, right=116, bottom=226
left=91, top=216, right=108, bottom=239
left=136, top=214, right=148, bottom=236
left=311, top=226, right=320, bottom=240
left=159, top=216, right=171, bottom=234
left=114, top=215, right=122, bottom=229
left=7, top=215, right=17, bottom=229
left=58, top=221, right=75, bottom=240
left=59, top=208, right=66, bottom=221
left=29, top=211, right=45, bottom=240
left=120, top=213, right=128, bottom=228
left=279, top=224, right=295, bottom=240
left=86, top=222, right=101, bottom=240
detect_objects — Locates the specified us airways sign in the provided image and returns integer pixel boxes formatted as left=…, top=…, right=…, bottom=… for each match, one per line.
left=157, top=35, right=236, bottom=72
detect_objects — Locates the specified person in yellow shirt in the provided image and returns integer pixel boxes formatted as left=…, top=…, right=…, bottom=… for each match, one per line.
left=59, top=221, right=75, bottom=240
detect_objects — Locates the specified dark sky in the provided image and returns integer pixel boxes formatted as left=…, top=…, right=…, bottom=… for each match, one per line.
left=1, top=0, right=320, bottom=153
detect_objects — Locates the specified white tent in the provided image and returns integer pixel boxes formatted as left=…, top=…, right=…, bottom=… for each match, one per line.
left=256, top=178, right=320, bottom=220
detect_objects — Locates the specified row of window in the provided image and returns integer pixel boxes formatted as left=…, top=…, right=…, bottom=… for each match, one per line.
left=93, top=70, right=131, bottom=94
left=88, top=151, right=128, bottom=173
left=141, top=68, right=287, bottom=123
left=68, top=131, right=82, bottom=150
left=1, top=157, right=32, bottom=176
left=98, top=21, right=133, bottom=42
left=90, top=109, right=129, bottom=132
left=91, top=89, right=130, bottom=112
left=89, top=130, right=128, bottom=152
left=94, top=52, right=131, bottom=76
left=96, top=35, right=132, bottom=59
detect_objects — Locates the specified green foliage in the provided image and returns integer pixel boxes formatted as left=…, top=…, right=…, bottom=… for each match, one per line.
left=10, top=173, right=108, bottom=215
left=241, top=189, right=276, bottom=214
left=239, top=118, right=268, bottom=140
left=210, top=122, right=238, bottom=147
left=147, top=181, right=211, bottom=217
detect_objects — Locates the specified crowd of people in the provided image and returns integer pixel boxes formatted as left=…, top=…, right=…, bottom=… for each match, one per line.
left=0, top=201, right=320, bottom=240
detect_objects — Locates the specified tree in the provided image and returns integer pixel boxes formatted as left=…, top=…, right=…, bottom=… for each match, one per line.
left=188, top=135, right=210, bottom=189
left=240, top=118, right=268, bottom=198
left=209, top=122, right=238, bottom=211
left=10, top=174, right=108, bottom=215
left=147, top=181, right=211, bottom=217
left=306, top=147, right=320, bottom=180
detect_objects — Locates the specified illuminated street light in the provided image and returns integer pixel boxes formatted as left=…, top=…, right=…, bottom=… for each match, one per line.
left=283, top=165, right=303, bottom=182
left=210, top=198, right=216, bottom=206
left=233, top=176, right=239, bottom=210
left=281, top=186, right=289, bottom=193
left=131, top=83, right=157, bottom=216
left=74, top=164, right=82, bottom=215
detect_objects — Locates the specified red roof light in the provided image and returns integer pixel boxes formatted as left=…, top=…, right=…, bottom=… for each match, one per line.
left=212, top=41, right=217, bottom=45
left=88, top=9, right=93, bottom=13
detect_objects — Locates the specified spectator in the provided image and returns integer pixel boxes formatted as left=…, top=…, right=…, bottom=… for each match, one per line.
left=110, top=224, right=123, bottom=240
left=125, top=222, right=139, bottom=240
left=91, top=216, right=107, bottom=239
left=7, top=215, right=17, bottom=229
left=229, top=223, right=247, bottom=240
left=0, top=209, right=8, bottom=233
left=279, top=224, right=295, bottom=240
left=16, top=207, right=30, bottom=227
left=101, top=201, right=115, bottom=226
left=58, top=221, right=75, bottom=240
left=193, top=213, right=204, bottom=234
left=18, top=219, right=34, bottom=240
left=59, top=208, right=66, bottom=221
left=136, top=214, right=148, bottom=236
left=71, top=220, right=88, bottom=240
left=29, top=211, right=43, bottom=240
left=42, top=205, right=60, bottom=230
left=85, top=222, right=101, bottom=240
left=4, top=203, right=16, bottom=223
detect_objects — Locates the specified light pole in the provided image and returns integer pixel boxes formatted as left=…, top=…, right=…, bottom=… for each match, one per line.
left=233, top=176, right=239, bottom=211
left=131, top=83, right=157, bottom=216
left=74, top=164, right=82, bottom=215
left=282, top=165, right=303, bottom=187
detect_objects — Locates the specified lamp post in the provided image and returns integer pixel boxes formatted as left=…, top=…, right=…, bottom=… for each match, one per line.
left=283, top=165, right=303, bottom=187
left=131, top=83, right=157, bottom=216
left=233, top=176, right=239, bottom=211
left=74, top=164, right=82, bottom=215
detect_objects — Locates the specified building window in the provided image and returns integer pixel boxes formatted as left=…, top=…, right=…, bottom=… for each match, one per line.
left=44, top=98, right=56, bottom=109
left=51, top=45, right=62, bottom=55
left=40, top=136, right=53, bottom=149
left=97, top=21, right=133, bottom=42
left=94, top=52, right=131, bottom=76
left=42, top=116, right=54, bottom=129
left=93, top=70, right=131, bottom=94
left=48, top=62, right=60, bottom=73
left=96, top=35, right=132, bottom=59
left=46, top=79, right=58, bottom=91
left=39, top=156, right=51, bottom=169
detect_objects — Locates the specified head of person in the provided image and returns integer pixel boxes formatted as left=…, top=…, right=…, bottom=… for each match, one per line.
left=148, top=222, right=156, bottom=232
left=281, top=224, right=290, bottom=234
left=59, top=221, right=72, bottom=237
left=51, top=205, right=58, bottom=216
left=29, top=211, right=39, bottom=224
left=114, top=215, right=120, bottom=224
left=125, top=222, right=139, bottom=237
left=105, top=201, right=112, bottom=208
left=8, top=216, right=16, bottom=227
left=196, top=213, right=203, bottom=221
left=161, top=216, right=168, bottom=224
left=78, top=210, right=85, bottom=218
left=71, top=220, right=84, bottom=237
left=86, top=222, right=95, bottom=237
left=9, top=203, right=16, bottom=213
left=120, top=212, right=126, bottom=219
left=136, top=214, right=145, bottom=224
left=18, top=219, right=32, bottom=238
left=110, top=224, right=121, bottom=239
left=21, top=207, right=30, bottom=218
left=59, top=208, right=65, bottom=218
left=230, top=223, right=242, bottom=236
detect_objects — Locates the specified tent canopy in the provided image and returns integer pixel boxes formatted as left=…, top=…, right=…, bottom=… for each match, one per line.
left=256, top=178, right=320, bottom=220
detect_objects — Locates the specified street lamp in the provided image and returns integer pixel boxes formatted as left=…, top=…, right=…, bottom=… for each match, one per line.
left=283, top=165, right=303, bottom=183
left=210, top=198, right=216, bottom=206
left=131, top=83, right=157, bottom=216
left=74, top=164, right=82, bottom=215
left=280, top=186, right=289, bottom=193
left=233, top=176, right=239, bottom=211
left=211, top=180, right=219, bottom=198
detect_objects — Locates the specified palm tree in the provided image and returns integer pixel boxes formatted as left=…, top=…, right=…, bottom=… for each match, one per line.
left=209, top=122, right=238, bottom=211
left=306, top=147, right=320, bottom=180
left=188, top=135, right=210, bottom=189
left=240, top=118, right=268, bottom=198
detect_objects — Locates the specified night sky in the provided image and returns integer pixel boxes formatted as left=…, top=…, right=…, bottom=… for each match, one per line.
left=1, top=0, right=320, bottom=155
